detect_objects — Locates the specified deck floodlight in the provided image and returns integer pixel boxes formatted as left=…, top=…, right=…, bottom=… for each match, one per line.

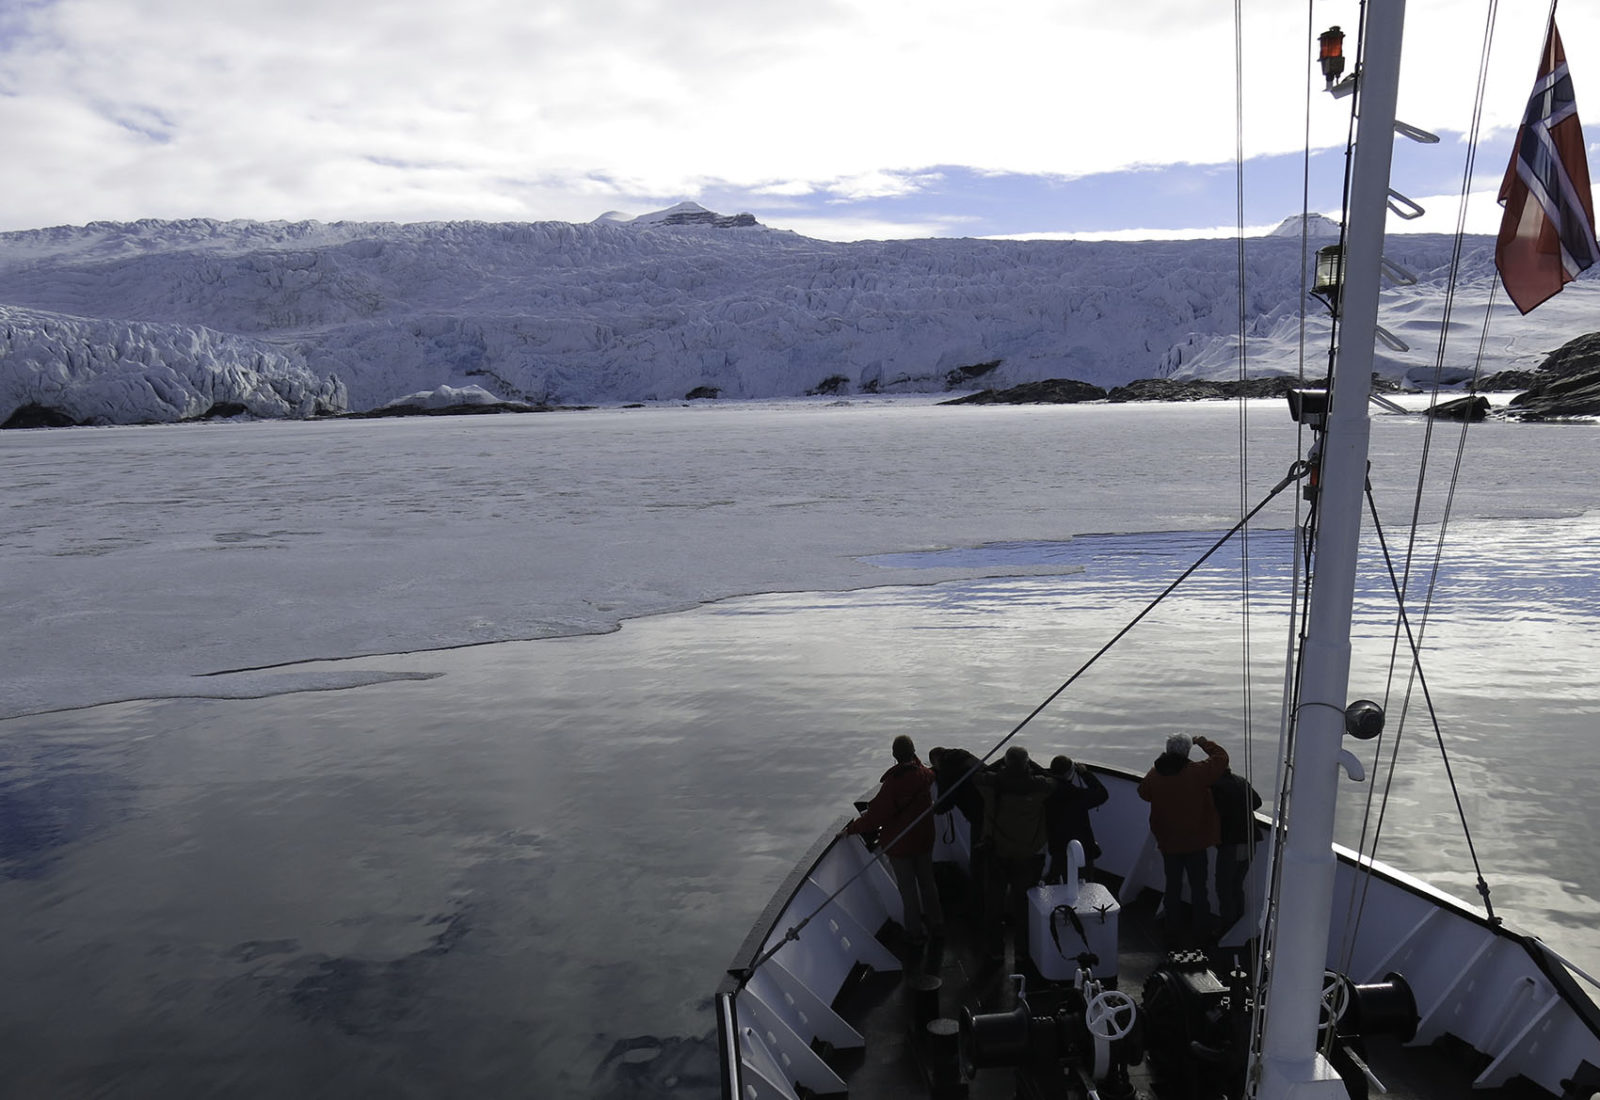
left=1319, top=26, right=1346, bottom=87
left=1287, top=388, right=1328, bottom=430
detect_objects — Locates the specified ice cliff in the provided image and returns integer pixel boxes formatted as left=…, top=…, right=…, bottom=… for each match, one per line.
left=0, top=204, right=1592, bottom=425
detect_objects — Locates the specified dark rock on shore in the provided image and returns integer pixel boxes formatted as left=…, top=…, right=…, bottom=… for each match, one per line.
left=1425, top=395, right=1490, bottom=421
left=1, top=403, right=81, bottom=429
left=1509, top=333, right=1600, bottom=420
left=343, top=401, right=555, bottom=419
left=189, top=401, right=251, bottom=421
left=945, top=360, right=1002, bottom=388
left=941, top=378, right=1107, bottom=405
left=943, top=374, right=1316, bottom=406
left=1106, top=375, right=1308, bottom=402
left=1477, top=369, right=1540, bottom=391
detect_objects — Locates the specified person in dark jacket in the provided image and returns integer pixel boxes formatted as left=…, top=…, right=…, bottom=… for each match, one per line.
left=844, top=735, right=944, bottom=942
left=928, top=745, right=988, bottom=842
left=928, top=745, right=992, bottom=924
left=1045, top=756, right=1109, bottom=883
left=974, top=745, right=1056, bottom=954
left=1137, top=734, right=1229, bottom=944
left=1211, top=767, right=1263, bottom=933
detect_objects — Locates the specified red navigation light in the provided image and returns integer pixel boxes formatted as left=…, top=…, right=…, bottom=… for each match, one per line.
left=1319, top=26, right=1346, bottom=86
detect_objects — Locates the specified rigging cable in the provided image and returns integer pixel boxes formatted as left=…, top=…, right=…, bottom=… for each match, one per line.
left=1230, top=0, right=1259, bottom=947
left=1256, top=0, right=1323, bottom=980
left=1364, top=484, right=1498, bottom=923
left=732, top=464, right=1312, bottom=990
left=1249, top=1, right=1369, bottom=1082
left=1336, top=0, right=1507, bottom=975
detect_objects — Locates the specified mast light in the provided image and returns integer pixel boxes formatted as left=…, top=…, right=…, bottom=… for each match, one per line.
left=1313, top=244, right=1345, bottom=314
left=1319, top=26, right=1346, bottom=88
left=1314, top=245, right=1344, bottom=294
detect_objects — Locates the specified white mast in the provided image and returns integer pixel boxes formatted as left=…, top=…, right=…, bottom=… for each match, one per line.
left=1254, top=2, right=1405, bottom=1097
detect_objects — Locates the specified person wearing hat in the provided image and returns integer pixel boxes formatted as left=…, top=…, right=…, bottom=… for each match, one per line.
left=1137, top=733, right=1229, bottom=945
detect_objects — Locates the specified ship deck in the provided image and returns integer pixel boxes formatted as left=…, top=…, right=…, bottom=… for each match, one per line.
left=825, top=862, right=1556, bottom=1100
left=718, top=769, right=1600, bottom=1100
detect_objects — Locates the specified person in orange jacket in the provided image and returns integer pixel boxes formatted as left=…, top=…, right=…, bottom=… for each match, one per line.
left=843, top=735, right=944, bottom=944
left=1138, top=733, right=1229, bottom=945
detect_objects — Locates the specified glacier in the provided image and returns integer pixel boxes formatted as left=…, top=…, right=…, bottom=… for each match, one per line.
left=0, top=305, right=347, bottom=425
left=0, top=205, right=1593, bottom=426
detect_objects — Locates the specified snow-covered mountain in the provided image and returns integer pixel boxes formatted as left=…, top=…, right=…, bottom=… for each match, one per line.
left=0, top=203, right=1592, bottom=425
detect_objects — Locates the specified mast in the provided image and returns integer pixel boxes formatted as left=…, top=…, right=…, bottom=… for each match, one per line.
left=1255, top=1, right=1405, bottom=1097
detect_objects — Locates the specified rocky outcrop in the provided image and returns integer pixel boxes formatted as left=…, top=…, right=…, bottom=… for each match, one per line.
left=941, top=378, right=1107, bottom=405
left=660, top=209, right=758, bottom=229
left=1, top=403, right=80, bottom=429
left=945, top=360, right=1002, bottom=388
left=1425, top=395, right=1490, bottom=421
left=1478, top=369, right=1540, bottom=391
left=1106, top=376, right=1306, bottom=403
left=344, top=400, right=552, bottom=418
left=341, top=383, right=559, bottom=418
left=1508, top=332, right=1600, bottom=419
left=943, top=375, right=1315, bottom=406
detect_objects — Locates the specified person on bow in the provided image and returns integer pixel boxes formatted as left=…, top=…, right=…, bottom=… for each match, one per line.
left=1137, top=733, right=1229, bottom=945
left=842, top=735, right=944, bottom=945
left=1044, top=755, right=1109, bottom=884
left=974, top=745, right=1056, bottom=956
left=928, top=745, right=987, bottom=844
left=928, top=744, right=992, bottom=923
left=1211, top=765, right=1264, bottom=935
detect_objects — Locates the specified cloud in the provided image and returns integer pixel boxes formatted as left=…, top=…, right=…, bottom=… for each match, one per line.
left=0, top=0, right=1595, bottom=233
left=824, top=170, right=946, bottom=201
left=773, top=215, right=971, bottom=242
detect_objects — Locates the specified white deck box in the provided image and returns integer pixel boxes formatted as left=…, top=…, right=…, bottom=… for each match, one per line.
left=1027, top=881, right=1121, bottom=983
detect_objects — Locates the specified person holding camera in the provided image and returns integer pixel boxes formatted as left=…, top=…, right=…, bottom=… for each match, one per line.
left=1137, top=733, right=1229, bottom=946
left=1044, top=755, right=1109, bottom=883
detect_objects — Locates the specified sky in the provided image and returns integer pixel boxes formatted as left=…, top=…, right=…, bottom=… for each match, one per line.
left=1, top=0, right=1597, bottom=242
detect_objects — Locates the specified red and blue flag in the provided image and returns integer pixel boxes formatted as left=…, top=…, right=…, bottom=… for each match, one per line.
left=1497, top=19, right=1600, bottom=314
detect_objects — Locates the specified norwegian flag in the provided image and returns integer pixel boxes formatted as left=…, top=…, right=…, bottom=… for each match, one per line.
left=1497, top=19, right=1600, bottom=314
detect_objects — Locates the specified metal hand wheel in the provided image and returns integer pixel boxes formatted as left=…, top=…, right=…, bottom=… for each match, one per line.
left=1085, top=988, right=1138, bottom=1042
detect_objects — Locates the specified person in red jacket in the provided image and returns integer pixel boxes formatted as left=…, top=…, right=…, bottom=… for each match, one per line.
left=1137, top=733, right=1229, bottom=945
left=843, top=735, right=944, bottom=944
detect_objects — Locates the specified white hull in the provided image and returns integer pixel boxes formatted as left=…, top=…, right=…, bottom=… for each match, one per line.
left=716, top=765, right=1600, bottom=1098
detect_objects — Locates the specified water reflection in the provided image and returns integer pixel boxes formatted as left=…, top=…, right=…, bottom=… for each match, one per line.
left=2, top=515, right=1597, bottom=1096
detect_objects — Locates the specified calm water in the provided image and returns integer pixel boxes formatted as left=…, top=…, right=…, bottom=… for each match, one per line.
left=3, top=513, right=1598, bottom=1097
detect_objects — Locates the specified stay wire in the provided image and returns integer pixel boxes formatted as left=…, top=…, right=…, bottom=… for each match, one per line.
left=1231, top=0, right=1257, bottom=880
left=1251, top=480, right=1326, bottom=1076
left=1250, top=4, right=1367, bottom=1080
left=1380, top=0, right=1498, bottom=661
left=1337, top=0, right=1505, bottom=974
left=734, top=462, right=1312, bottom=990
left=1363, top=484, right=1497, bottom=922
left=1386, top=0, right=1502, bottom=728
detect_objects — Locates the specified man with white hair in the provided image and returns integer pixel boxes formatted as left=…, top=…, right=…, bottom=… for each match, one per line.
left=1137, top=733, right=1229, bottom=945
